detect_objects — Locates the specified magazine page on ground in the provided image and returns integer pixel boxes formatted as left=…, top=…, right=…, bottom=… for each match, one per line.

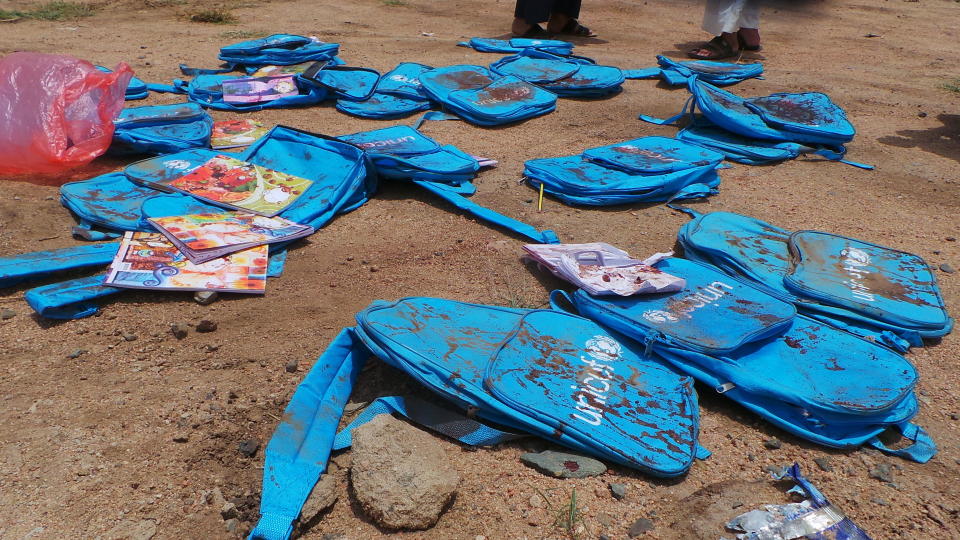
left=104, top=232, right=267, bottom=293
left=164, top=154, right=314, bottom=216
left=211, top=120, right=270, bottom=149
left=148, top=212, right=313, bottom=264
left=221, top=75, right=299, bottom=104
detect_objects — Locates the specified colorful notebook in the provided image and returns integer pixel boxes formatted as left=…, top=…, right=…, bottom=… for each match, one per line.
left=165, top=154, right=314, bottom=216
left=211, top=120, right=270, bottom=149
left=105, top=232, right=267, bottom=293
left=250, top=62, right=314, bottom=77
left=148, top=212, right=313, bottom=264
left=222, top=75, right=299, bottom=104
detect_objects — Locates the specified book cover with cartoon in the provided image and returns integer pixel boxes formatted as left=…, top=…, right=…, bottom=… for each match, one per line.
left=165, top=154, right=314, bottom=216
left=105, top=232, right=267, bottom=293
left=211, top=120, right=270, bottom=149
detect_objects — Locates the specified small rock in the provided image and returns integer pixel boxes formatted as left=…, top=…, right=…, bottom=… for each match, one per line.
left=210, top=487, right=227, bottom=507
left=196, top=320, right=218, bottom=333
left=299, top=472, right=340, bottom=527
left=520, top=450, right=607, bottom=479
left=369, top=266, right=379, bottom=273
left=871, top=498, right=889, bottom=506
left=940, top=263, right=956, bottom=274
left=194, top=291, right=219, bottom=305
left=609, top=483, right=627, bottom=500
left=599, top=535, right=611, bottom=540
left=528, top=493, right=545, bottom=508
left=869, top=463, right=894, bottom=483
left=627, top=517, right=655, bottom=537
left=918, top=111, right=927, bottom=118
left=763, top=438, right=782, bottom=450
left=221, top=502, right=239, bottom=520
left=44, top=195, right=54, bottom=200
left=763, top=465, right=787, bottom=476
left=344, top=401, right=368, bottom=413
left=351, top=414, right=459, bottom=530
left=320, top=535, right=347, bottom=540
left=170, top=324, right=188, bottom=340
left=284, top=359, right=299, bottom=373
left=123, top=334, right=138, bottom=342
left=814, top=457, right=833, bottom=472
left=746, top=453, right=756, bottom=462
left=173, top=432, right=189, bottom=443
left=0, top=308, right=15, bottom=320
left=864, top=33, right=880, bottom=38
left=951, top=413, right=959, bottom=421
left=68, top=349, right=87, bottom=359
left=224, top=518, right=240, bottom=534
left=947, top=237, right=956, bottom=242
left=238, top=439, right=260, bottom=458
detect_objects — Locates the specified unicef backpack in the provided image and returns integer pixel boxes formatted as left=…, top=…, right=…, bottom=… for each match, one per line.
left=218, top=34, right=340, bottom=69
left=458, top=37, right=574, bottom=55
left=111, top=103, right=213, bottom=156
left=336, top=62, right=434, bottom=119
left=523, top=136, right=724, bottom=206
left=627, top=55, right=762, bottom=87
left=419, top=65, right=557, bottom=126
left=675, top=210, right=953, bottom=351
left=554, top=257, right=937, bottom=463
left=490, top=49, right=626, bottom=98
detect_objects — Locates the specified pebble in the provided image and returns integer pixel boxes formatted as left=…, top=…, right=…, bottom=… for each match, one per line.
left=285, top=359, right=299, bottom=373
left=520, top=450, right=607, bottom=479
left=763, top=438, right=782, bottom=450
left=194, top=291, right=219, bottom=305
left=196, top=320, right=218, bottom=333
left=68, top=349, right=87, bottom=359
left=320, top=535, right=347, bottom=540
left=940, top=263, right=956, bottom=274
left=123, top=334, right=138, bottom=342
left=173, top=432, right=189, bottom=443
left=627, top=517, right=655, bottom=537
left=344, top=401, right=368, bottom=413
left=224, top=518, right=240, bottom=534
left=238, top=439, right=260, bottom=458
left=918, top=111, right=927, bottom=118
left=369, top=266, right=379, bottom=272
left=946, top=237, right=956, bottom=242
left=0, top=308, right=15, bottom=320
left=170, top=324, right=188, bottom=340
left=220, top=502, right=239, bottom=520
left=869, top=462, right=894, bottom=483
left=528, top=493, right=545, bottom=508
left=609, top=483, right=627, bottom=500
left=814, top=457, right=833, bottom=472
left=871, top=498, right=889, bottom=506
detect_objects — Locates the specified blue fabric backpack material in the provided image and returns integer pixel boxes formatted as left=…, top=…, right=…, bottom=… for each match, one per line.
left=336, top=63, right=434, bottom=119
left=419, top=65, right=557, bottom=126
left=627, top=56, right=763, bottom=87
left=219, top=34, right=340, bottom=68
left=97, top=65, right=149, bottom=99
left=458, top=37, right=574, bottom=56
left=523, top=136, right=724, bottom=206
left=111, top=103, right=214, bottom=156
left=353, top=296, right=704, bottom=476
left=337, top=125, right=479, bottom=186
left=490, top=50, right=625, bottom=98
left=300, top=62, right=379, bottom=101
left=676, top=119, right=806, bottom=165
left=162, top=73, right=327, bottom=112
left=0, top=243, right=119, bottom=288
left=60, top=172, right=162, bottom=240
left=557, top=257, right=936, bottom=462
left=676, top=210, right=953, bottom=351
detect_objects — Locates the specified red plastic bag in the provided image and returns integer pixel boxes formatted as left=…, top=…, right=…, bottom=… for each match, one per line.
left=0, top=52, right=133, bottom=175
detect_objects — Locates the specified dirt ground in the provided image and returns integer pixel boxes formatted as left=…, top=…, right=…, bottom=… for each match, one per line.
left=1, top=0, right=959, bottom=538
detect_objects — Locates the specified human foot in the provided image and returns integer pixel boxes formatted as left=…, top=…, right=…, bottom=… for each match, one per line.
left=688, top=34, right=740, bottom=60
left=511, top=18, right=549, bottom=38
left=738, top=28, right=761, bottom=51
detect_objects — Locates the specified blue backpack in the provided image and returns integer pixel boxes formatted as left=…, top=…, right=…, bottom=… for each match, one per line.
left=25, top=126, right=376, bottom=319
left=97, top=65, right=150, bottom=100
left=627, top=56, right=762, bottom=87
left=218, top=34, right=340, bottom=68
left=458, top=37, right=574, bottom=55
left=555, top=257, right=937, bottom=462
left=523, top=136, right=724, bottom=206
left=490, top=49, right=626, bottom=98
left=419, top=65, right=557, bottom=126
left=676, top=210, right=953, bottom=351
left=111, top=103, right=213, bottom=155
left=336, top=62, right=434, bottom=119
left=337, top=125, right=479, bottom=189
left=165, top=73, right=327, bottom=111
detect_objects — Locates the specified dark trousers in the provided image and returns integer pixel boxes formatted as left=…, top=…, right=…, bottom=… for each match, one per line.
left=514, top=0, right=581, bottom=24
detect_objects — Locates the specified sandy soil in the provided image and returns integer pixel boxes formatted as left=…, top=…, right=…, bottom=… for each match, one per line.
left=1, top=0, right=959, bottom=538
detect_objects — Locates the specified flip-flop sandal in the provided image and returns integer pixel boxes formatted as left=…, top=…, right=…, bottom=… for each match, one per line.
left=687, top=36, right=738, bottom=60
left=558, top=18, right=597, bottom=38
left=516, top=23, right=550, bottom=38
left=737, top=32, right=762, bottom=52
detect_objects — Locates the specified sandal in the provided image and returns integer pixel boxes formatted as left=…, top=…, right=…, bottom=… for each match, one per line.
left=688, top=36, right=738, bottom=60
left=557, top=18, right=597, bottom=38
left=516, top=23, right=550, bottom=38
left=737, top=31, right=762, bottom=52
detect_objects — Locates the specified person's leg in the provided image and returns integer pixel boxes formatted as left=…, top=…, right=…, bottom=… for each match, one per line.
left=546, top=0, right=595, bottom=36
left=736, top=0, right=761, bottom=50
left=689, top=0, right=744, bottom=59
left=513, top=0, right=554, bottom=35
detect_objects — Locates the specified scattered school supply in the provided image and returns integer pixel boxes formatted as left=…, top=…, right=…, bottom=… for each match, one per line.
left=111, top=102, right=214, bottom=155
left=490, top=49, right=626, bottom=98
left=419, top=65, right=557, bottom=126
left=148, top=212, right=313, bottom=264
left=523, top=243, right=685, bottom=296
left=627, top=55, right=763, bottom=86
left=211, top=119, right=270, bottom=149
left=161, top=154, right=314, bottom=216
left=222, top=75, right=300, bottom=103
left=105, top=232, right=267, bottom=293
left=458, top=37, right=574, bottom=55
